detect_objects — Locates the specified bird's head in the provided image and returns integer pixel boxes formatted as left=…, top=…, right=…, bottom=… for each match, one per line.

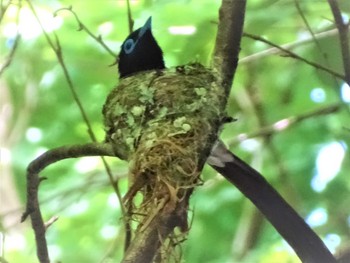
left=118, top=17, right=165, bottom=78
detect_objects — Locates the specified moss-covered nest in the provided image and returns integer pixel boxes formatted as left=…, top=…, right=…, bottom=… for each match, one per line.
left=102, top=63, right=227, bottom=259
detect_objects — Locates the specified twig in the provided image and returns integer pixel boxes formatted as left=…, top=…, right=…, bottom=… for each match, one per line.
left=26, top=0, right=126, bottom=225
left=21, top=143, right=115, bottom=263
left=293, top=0, right=343, bottom=86
left=25, top=2, right=130, bottom=262
left=293, top=0, right=350, bottom=114
left=240, top=28, right=339, bottom=64
left=0, top=0, right=10, bottom=23
left=243, top=32, right=346, bottom=81
left=212, top=0, right=247, bottom=95
left=327, top=0, right=350, bottom=85
left=0, top=0, right=21, bottom=77
left=1, top=173, right=122, bottom=229
left=228, top=103, right=341, bottom=146
left=0, top=35, right=20, bottom=76
left=53, top=7, right=117, bottom=58
left=27, top=3, right=92, bottom=137
left=44, top=216, right=59, bottom=230
left=294, top=0, right=327, bottom=61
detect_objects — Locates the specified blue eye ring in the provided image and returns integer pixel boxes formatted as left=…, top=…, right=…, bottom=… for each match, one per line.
left=124, top=39, right=135, bottom=54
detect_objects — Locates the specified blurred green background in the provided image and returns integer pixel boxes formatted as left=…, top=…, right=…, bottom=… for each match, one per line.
left=1, top=0, right=350, bottom=262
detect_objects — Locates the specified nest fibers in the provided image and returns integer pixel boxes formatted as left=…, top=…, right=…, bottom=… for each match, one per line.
left=103, top=63, right=227, bottom=255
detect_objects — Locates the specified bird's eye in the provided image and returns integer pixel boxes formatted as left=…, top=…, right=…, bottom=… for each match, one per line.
left=123, top=39, right=135, bottom=54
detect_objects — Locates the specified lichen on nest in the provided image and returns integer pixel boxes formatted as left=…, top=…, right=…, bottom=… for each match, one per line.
left=102, top=63, right=227, bottom=246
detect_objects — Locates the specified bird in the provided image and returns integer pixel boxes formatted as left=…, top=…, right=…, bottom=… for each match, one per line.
left=115, top=17, right=336, bottom=263
left=118, top=17, right=165, bottom=78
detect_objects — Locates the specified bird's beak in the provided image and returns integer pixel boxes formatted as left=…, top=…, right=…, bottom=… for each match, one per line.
left=138, top=16, right=152, bottom=38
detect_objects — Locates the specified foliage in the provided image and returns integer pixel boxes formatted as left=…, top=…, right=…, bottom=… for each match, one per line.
left=1, top=0, right=350, bottom=262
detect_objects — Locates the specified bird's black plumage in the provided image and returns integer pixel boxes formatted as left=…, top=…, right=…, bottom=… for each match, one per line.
left=118, top=17, right=165, bottom=78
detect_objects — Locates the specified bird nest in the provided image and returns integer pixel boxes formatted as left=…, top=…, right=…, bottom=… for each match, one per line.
left=103, top=63, right=226, bottom=259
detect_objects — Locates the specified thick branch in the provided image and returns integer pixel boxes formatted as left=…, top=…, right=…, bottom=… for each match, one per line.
left=327, top=0, right=350, bottom=85
left=121, top=198, right=188, bottom=263
left=21, top=143, right=116, bottom=263
left=213, top=0, right=246, bottom=93
left=26, top=143, right=115, bottom=175
left=208, top=142, right=337, bottom=263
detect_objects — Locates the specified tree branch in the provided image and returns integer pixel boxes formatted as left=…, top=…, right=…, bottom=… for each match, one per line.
left=21, top=143, right=116, bottom=263
left=0, top=0, right=21, bottom=77
left=243, top=32, right=346, bottom=81
left=53, top=7, right=117, bottom=58
left=240, top=28, right=339, bottom=64
left=26, top=0, right=128, bottom=244
left=228, top=103, right=341, bottom=146
left=327, top=0, right=350, bottom=85
left=121, top=197, right=188, bottom=263
left=213, top=0, right=246, bottom=94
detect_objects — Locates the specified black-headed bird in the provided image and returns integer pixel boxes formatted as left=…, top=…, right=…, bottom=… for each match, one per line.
left=118, top=17, right=165, bottom=78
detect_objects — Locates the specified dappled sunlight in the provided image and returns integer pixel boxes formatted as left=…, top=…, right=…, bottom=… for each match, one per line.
left=324, top=233, right=341, bottom=253
left=310, top=87, right=326, bottom=103
left=306, top=207, right=328, bottom=227
left=311, top=142, right=346, bottom=192
left=168, top=25, right=197, bottom=35
left=3, top=6, right=63, bottom=40
left=74, top=157, right=100, bottom=173
left=25, top=127, right=42, bottom=143
left=341, top=82, right=350, bottom=102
